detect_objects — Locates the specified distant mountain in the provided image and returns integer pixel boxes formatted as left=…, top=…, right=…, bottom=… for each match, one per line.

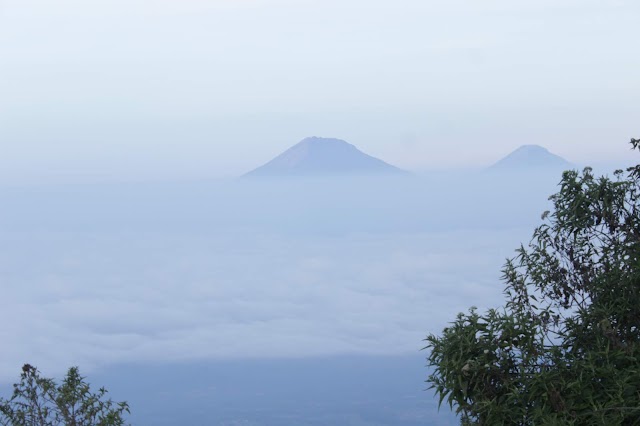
left=490, top=145, right=572, bottom=171
left=245, top=137, right=409, bottom=177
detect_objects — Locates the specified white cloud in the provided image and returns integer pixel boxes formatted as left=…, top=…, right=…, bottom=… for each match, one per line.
left=0, top=224, right=532, bottom=381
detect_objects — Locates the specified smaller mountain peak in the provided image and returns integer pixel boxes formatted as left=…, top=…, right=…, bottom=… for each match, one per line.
left=490, top=144, right=571, bottom=171
left=512, top=144, right=553, bottom=155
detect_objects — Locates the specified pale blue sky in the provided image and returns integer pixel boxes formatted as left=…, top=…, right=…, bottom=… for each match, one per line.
left=0, top=0, right=638, bottom=183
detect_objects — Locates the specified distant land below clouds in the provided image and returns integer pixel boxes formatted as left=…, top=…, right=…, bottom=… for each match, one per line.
left=244, top=137, right=573, bottom=179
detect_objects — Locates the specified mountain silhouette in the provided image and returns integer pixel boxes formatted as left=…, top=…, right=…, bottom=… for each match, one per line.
left=490, top=145, right=571, bottom=171
left=245, top=137, right=408, bottom=177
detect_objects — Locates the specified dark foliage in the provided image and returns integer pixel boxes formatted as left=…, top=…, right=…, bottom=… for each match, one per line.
left=426, top=139, right=640, bottom=425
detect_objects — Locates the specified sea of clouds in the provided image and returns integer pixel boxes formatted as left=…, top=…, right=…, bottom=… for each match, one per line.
left=0, top=173, right=559, bottom=382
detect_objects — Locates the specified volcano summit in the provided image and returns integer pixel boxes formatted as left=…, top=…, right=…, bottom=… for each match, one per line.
left=245, top=137, right=408, bottom=177
left=489, top=145, right=571, bottom=171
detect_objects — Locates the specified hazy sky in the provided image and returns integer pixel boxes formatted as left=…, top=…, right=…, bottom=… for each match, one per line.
left=1, top=0, right=638, bottom=183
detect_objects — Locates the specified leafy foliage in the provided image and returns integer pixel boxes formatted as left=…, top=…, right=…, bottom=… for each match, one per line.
left=0, top=364, right=129, bottom=426
left=425, top=139, right=640, bottom=425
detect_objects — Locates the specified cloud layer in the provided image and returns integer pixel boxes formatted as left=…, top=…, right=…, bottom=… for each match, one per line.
left=0, top=175, right=552, bottom=381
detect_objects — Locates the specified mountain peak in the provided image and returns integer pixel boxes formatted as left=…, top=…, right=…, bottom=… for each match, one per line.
left=244, top=137, right=408, bottom=178
left=301, top=136, right=349, bottom=144
left=490, top=144, right=571, bottom=171
left=516, top=144, right=549, bottom=151
left=293, top=137, right=360, bottom=156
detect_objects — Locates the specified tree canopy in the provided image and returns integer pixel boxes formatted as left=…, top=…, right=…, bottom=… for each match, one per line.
left=426, top=139, right=640, bottom=425
left=0, top=364, right=129, bottom=426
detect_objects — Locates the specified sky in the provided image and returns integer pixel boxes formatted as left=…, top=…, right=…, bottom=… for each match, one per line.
left=0, top=0, right=639, bottom=183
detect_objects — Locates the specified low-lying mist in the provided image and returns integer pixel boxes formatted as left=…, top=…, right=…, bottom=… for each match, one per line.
left=2, top=171, right=559, bottom=234
left=0, top=172, right=562, bottom=377
left=0, top=171, right=566, bottom=424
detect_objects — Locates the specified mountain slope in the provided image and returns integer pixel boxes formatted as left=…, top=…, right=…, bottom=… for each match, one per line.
left=490, top=145, right=571, bottom=171
left=245, top=137, right=408, bottom=177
